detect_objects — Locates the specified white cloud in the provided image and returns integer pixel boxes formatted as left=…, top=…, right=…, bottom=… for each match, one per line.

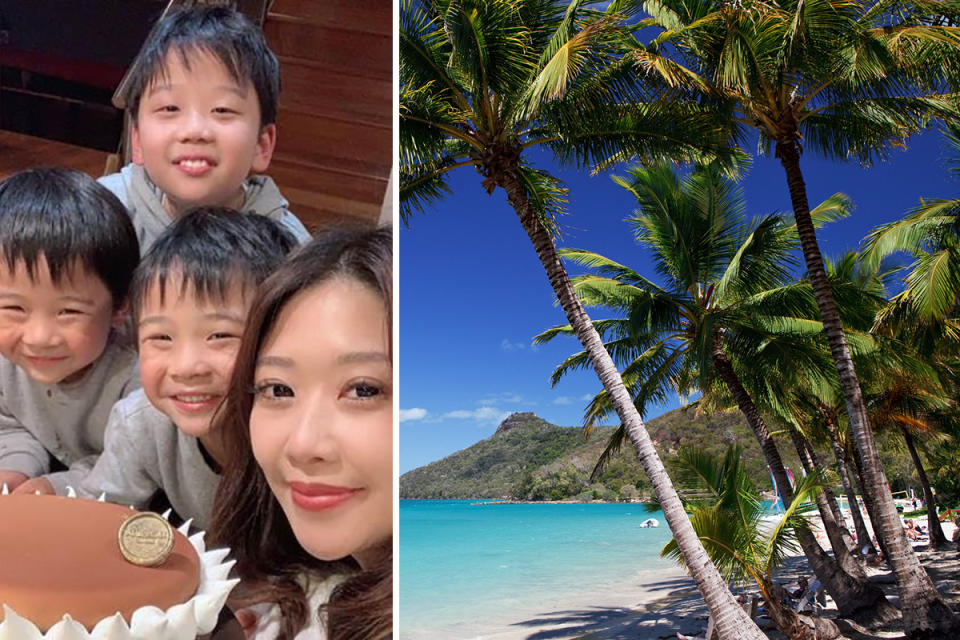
left=581, top=393, right=595, bottom=401
left=553, top=396, right=572, bottom=405
left=500, top=338, right=526, bottom=351
left=399, top=408, right=428, bottom=422
left=479, top=392, right=529, bottom=405
left=442, top=407, right=512, bottom=425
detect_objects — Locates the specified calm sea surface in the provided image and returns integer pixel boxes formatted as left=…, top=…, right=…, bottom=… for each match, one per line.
left=399, top=499, right=681, bottom=639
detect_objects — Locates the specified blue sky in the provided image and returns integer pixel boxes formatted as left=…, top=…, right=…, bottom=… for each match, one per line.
left=399, top=129, right=957, bottom=474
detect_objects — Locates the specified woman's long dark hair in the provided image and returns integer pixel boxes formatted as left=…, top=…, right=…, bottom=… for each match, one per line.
left=211, top=226, right=392, bottom=640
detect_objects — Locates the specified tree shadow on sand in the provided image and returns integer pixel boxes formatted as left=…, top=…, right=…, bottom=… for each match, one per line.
left=507, top=577, right=710, bottom=640
left=501, top=550, right=960, bottom=639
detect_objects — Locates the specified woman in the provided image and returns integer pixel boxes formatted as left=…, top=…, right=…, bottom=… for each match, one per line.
left=212, top=226, right=392, bottom=640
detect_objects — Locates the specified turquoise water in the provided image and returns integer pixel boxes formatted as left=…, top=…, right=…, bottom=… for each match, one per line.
left=399, top=500, right=683, bottom=639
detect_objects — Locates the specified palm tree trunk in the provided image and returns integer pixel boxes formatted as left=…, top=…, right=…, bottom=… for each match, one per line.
left=899, top=426, right=948, bottom=548
left=848, top=439, right=891, bottom=561
left=710, top=341, right=895, bottom=624
left=794, top=432, right=859, bottom=552
left=824, top=418, right=875, bottom=555
left=776, top=139, right=959, bottom=636
left=497, top=171, right=765, bottom=640
left=789, top=431, right=864, bottom=573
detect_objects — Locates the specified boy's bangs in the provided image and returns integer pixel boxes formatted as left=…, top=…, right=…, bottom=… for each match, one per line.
left=148, top=42, right=249, bottom=93
left=1, top=251, right=90, bottom=291
left=146, top=262, right=254, bottom=312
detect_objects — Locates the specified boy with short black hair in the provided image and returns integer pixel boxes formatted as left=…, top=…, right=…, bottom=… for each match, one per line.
left=100, top=5, right=310, bottom=253
left=0, top=167, right=141, bottom=494
left=74, top=207, right=297, bottom=529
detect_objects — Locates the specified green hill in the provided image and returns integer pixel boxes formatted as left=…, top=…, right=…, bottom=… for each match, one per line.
left=400, top=408, right=805, bottom=500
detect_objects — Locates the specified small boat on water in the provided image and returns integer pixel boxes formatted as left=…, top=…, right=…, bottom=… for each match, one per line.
left=640, top=518, right=660, bottom=528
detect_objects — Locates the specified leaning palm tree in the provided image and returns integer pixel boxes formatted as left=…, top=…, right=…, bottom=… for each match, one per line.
left=663, top=445, right=842, bottom=640
left=399, top=1, right=763, bottom=635
left=536, top=163, right=895, bottom=623
left=628, top=0, right=960, bottom=631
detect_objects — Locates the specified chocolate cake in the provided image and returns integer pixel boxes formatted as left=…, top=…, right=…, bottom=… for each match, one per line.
left=0, top=493, right=238, bottom=639
left=0, top=494, right=199, bottom=629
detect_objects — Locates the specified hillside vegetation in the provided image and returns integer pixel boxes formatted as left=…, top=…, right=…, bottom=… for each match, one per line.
left=400, top=409, right=807, bottom=500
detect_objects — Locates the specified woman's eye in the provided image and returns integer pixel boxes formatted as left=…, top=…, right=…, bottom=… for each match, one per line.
left=210, top=332, right=240, bottom=340
left=159, top=104, right=179, bottom=113
left=349, top=381, right=384, bottom=400
left=212, top=107, right=236, bottom=115
left=255, top=382, right=295, bottom=400
left=59, top=308, right=83, bottom=316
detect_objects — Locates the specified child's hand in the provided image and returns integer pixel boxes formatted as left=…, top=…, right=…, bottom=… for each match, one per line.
left=12, top=477, right=55, bottom=495
left=0, top=470, right=29, bottom=492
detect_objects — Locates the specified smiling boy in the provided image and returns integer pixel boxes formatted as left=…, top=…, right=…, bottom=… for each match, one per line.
left=0, top=168, right=141, bottom=495
left=99, top=6, right=310, bottom=254
left=73, top=208, right=296, bottom=529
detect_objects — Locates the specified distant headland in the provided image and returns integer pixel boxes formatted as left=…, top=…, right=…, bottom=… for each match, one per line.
left=399, top=408, right=798, bottom=501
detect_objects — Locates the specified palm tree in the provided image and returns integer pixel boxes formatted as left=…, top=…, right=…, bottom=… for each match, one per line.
left=761, top=251, right=959, bottom=555
left=629, top=0, right=960, bottom=631
left=399, top=2, right=763, bottom=636
left=663, top=445, right=842, bottom=640
left=823, top=248, right=955, bottom=547
left=536, top=163, right=896, bottom=622
left=862, top=127, right=960, bottom=541
left=786, top=386, right=880, bottom=557
left=867, top=373, right=952, bottom=548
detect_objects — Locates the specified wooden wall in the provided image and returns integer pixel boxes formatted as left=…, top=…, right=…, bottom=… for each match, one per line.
left=264, top=0, right=392, bottom=231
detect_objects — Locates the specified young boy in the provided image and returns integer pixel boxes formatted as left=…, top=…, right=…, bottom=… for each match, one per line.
left=0, top=168, right=141, bottom=494
left=73, top=208, right=297, bottom=529
left=99, top=5, right=310, bottom=254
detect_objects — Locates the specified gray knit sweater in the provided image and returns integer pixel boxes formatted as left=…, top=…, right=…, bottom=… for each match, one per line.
left=77, top=389, right=220, bottom=530
left=0, top=337, right=140, bottom=493
left=99, top=164, right=311, bottom=254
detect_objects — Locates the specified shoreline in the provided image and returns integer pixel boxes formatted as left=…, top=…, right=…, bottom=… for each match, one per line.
left=406, top=495, right=778, bottom=506
left=403, top=520, right=960, bottom=640
left=406, top=546, right=960, bottom=640
left=400, top=563, right=698, bottom=640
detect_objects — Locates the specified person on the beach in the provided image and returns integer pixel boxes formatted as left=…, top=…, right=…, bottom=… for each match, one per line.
left=790, top=576, right=808, bottom=599
left=0, top=168, right=140, bottom=495
left=904, top=519, right=920, bottom=541
left=212, top=227, right=392, bottom=640
left=99, top=5, right=310, bottom=253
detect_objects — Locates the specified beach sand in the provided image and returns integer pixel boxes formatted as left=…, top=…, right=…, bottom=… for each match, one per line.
left=468, top=521, right=960, bottom=640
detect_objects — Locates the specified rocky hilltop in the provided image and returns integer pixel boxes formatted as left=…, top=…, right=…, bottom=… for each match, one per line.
left=400, top=407, right=797, bottom=500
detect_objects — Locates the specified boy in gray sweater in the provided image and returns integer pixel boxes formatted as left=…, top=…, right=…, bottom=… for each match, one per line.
left=72, top=207, right=297, bottom=529
left=0, top=168, right=141, bottom=495
left=99, top=5, right=310, bottom=254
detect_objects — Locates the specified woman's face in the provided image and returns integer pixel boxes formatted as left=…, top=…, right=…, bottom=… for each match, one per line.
left=250, top=278, right=392, bottom=568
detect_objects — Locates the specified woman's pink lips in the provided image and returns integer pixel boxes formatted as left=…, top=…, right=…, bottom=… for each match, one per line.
left=289, top=482, right=360, bottom=511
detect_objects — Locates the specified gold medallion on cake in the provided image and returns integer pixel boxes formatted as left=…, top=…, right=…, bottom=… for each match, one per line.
left=118, top=512, right=175, bottom=566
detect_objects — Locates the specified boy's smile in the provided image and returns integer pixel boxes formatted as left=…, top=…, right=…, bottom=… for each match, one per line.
left=131, top=49, right=276, bottom=217
left=0, top=257, right=117, bottom=385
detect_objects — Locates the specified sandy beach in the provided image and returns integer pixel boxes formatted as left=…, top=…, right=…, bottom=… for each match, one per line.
left=464, top=520, right=960, bottom=640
